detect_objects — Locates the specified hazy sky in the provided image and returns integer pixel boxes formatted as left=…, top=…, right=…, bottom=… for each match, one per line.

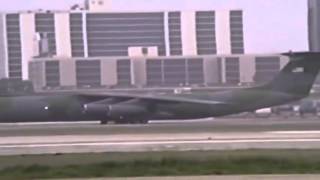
left=0, top=0, right=308, bottom=53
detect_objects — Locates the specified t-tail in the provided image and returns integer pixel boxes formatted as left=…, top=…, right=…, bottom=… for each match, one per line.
left=260, top=52, right=320, bottom=97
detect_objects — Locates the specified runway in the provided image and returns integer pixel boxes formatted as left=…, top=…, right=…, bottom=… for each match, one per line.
left=1, top=117, right=320, bottom=155
left=1, top=117, right=320, bottom=136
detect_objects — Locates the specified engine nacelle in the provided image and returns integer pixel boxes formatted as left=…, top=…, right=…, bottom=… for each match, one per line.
left=83, top=103, right=148, bottom=120
left=107, top=104, right=148, bottom=119
left=83, top=104, right=108, bottom=117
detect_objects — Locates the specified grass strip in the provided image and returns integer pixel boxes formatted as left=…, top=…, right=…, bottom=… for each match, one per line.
left=1, top=150, right=320, bottom=179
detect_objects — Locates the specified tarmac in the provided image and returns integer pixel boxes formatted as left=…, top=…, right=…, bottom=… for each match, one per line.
left=1, top=117, right=320, bottom=155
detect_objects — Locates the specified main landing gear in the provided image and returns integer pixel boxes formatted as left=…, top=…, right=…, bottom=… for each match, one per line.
left=100, top=119, right=149, bottom=125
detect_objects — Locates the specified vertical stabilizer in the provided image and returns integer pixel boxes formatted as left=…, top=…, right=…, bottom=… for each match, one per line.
left=262, top=52, right=320, bottom=96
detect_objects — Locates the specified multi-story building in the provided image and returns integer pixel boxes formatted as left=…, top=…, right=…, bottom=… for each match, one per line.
left=0, top=6, right=245, bottom=80
left=29, top=54, right=288, bottom=91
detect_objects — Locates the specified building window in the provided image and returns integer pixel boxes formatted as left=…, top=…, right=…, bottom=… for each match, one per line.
left=117, top=59, right=132, bottom=86
left=230, top=10, right=244, bottom=54
left=76, top=60, right=101, bottom=88
left=196, top=11, right=217, bottom=55
left=6, top=13, right=22, bottom=79
left=254, top=57, right=280, bottom=84
left=146, top=59, right=163, bottom=86
left=187, top=58, right=204, bottom=85
left=70, top=13, right=85, bottom=57
left=45, top=61, right=60, bottom=88
left=163, top=59, right=187, bottom=86
left=142, top=47, right=148, bottom=55
left=225, top=57, right=240, bottom=84
left=169, top=12, right=182, bottom=56
left=86, top=13, right=166, bottom=57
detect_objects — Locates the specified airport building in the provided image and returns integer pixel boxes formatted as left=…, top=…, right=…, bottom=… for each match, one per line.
left=0, top=1, right=245, bottom=81
left=29, top=55, right=288, bottom=91
left=0, top=0, right=289, bottom=91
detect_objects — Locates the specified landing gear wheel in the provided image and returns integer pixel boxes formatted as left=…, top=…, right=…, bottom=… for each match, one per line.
left=139, top=120, right=149, bottom=124
left=115, top=120, right=130, bottom=124
left=100, top=120, right=108, bottom=125
left=130, top=120, right=149, bottom=124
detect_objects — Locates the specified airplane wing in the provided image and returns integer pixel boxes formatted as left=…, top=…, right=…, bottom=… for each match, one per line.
left=78, top=92, right=229, bottom=105
left=77, top=92, right=232, bottom=120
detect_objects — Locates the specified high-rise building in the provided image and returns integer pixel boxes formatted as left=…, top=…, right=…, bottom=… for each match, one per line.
left=0, top=8, right=245, bottom=80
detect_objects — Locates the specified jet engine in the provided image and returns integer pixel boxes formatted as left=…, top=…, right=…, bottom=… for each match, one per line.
left=83, top=103, right=108, bottom=117
left=83, top=103, right=148, bottom=120
left=107, top=104, right=148, bottom=119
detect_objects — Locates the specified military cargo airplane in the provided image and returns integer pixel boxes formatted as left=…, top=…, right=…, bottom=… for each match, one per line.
left=0, top=52, right=319, bottom=124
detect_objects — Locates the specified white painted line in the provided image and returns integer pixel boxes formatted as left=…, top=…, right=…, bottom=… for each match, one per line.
left=150, top=118, right=215, bottom=124
left=1, top=139, right=320, bottom=149
left=0, top=121, right=100, bottom=126
left=269, top=131, right=320, bottom=134
left=0, top=118, right=216, bottom=126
